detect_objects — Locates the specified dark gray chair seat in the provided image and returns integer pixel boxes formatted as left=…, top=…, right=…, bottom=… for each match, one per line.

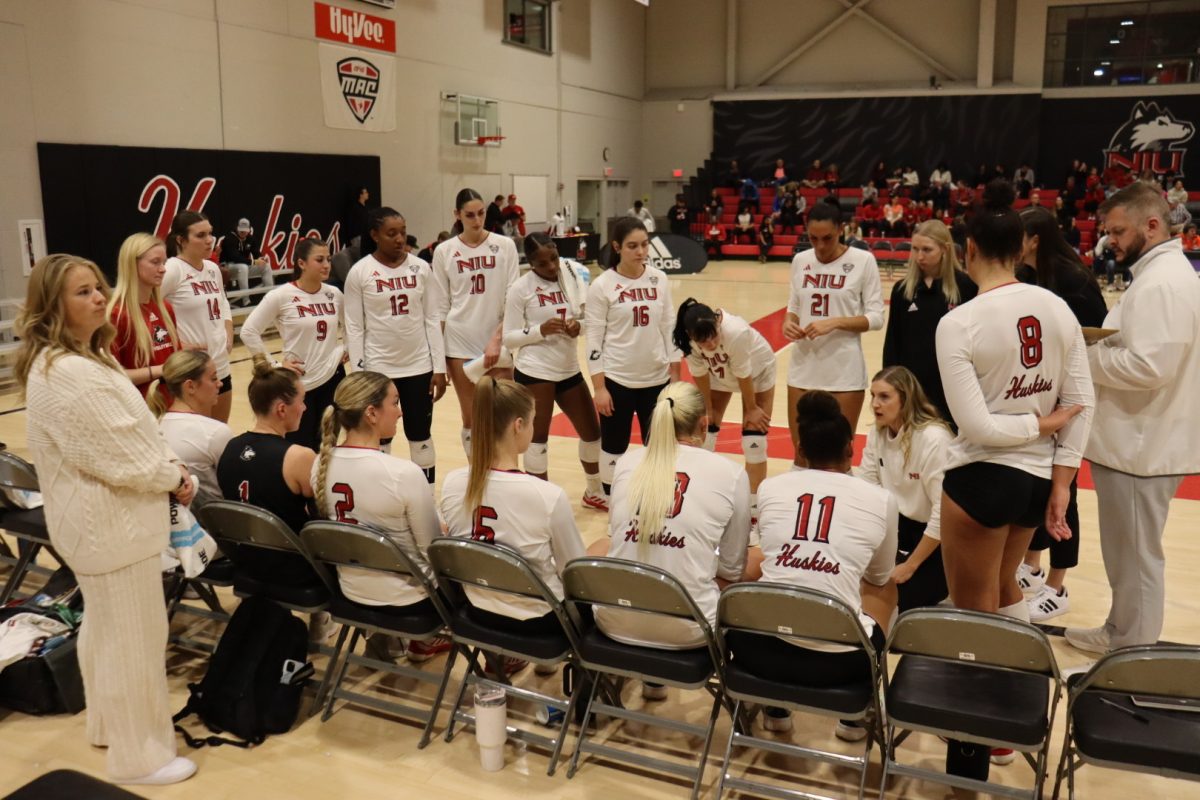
left=1072, top=689, right=1200, bottom=777
left=577, top=624, right=711, bottom=686
left=724, top=660, right=872, bottom=716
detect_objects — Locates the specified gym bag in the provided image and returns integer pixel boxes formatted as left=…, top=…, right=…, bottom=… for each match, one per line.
left=173, top=596, right=314, bottom=748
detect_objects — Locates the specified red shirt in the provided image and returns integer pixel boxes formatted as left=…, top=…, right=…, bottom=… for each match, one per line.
left=503, top=204, right=526, bottom=236
left=859, top=204, right=881, bottom=221
left=111, top=300, right=178, bottom=399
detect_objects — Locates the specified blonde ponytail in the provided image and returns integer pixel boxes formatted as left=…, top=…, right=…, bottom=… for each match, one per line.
left=314, top=406, right=339, bottom=519
left=314, top=371, right=392, bottom=519
left=627, top=382, right=706, bottom=561
left=465, top=377, right=533, bottom=517
left=148, top=349, right=212, bottom=419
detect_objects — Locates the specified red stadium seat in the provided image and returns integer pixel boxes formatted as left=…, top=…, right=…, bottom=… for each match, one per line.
left=721, top=244, right=758, bottom=258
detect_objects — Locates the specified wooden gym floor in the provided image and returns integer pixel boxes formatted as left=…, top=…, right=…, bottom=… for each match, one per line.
left=1, top=258, right=1197, bottom=798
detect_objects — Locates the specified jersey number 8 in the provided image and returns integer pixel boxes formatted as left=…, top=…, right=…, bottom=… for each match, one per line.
left=1017, top=315, right=1043, bottom=369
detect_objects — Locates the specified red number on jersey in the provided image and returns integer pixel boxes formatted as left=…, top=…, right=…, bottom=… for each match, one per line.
left=315, top=320, right=328, bottom=342
left=238, top=479, right=249, bottom=502
left=632, top=305, right=650, bottom=327
left=331, top=482, right=357, bottom=524
left=791, top=493, right=836, bottom=544
left=668, top=472, right=690, bottom=519
left=809, top=293, right=829, bottom=318
left=556, top=307, right=568, bottom=321
left=712, top=364, right=726, bottom=379
left=472, top=506, right=498, bottom=543
left=389, top=294, right=409, bottom=316
left=470, top=274, right=486, bottom=295
left=207, top=297, right=222, bottom=321
left=1017, top=315, right=1043, bottom=368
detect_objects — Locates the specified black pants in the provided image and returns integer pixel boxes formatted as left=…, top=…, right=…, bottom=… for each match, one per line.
left=600, top=380, right=668, bottom=458
left=381, top=372, right=434, bottom=446
left=726, top=626, right=885, bottom=686
left=1027, top=477, right=1080, bottom=570
left=287, top=366, right=345, bottom=452
left=896, top=514, right=948, bottom=612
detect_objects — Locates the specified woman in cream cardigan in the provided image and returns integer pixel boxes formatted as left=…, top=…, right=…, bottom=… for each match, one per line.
left=16, top=254, right=198, bottom=786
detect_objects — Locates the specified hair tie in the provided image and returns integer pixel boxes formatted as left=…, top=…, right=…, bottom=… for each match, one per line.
left=668, top=397, right=674, bottom=409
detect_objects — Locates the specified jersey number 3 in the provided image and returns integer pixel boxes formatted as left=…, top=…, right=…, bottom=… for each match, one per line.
left=1017, top=315, right=1043, bottom=368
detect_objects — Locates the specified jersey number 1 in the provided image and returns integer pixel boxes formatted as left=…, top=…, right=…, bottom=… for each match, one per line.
left=791, top=493, right=836, bottom=543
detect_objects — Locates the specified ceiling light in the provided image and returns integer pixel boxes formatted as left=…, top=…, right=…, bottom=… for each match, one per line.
left=1093, top=68, right=1105, bottom=76
left=1157, top=62, right=1165, bottom=69
left=1110, top=38, right=1120, bottom=44
left=1121, top=20, right=1135, bottom=26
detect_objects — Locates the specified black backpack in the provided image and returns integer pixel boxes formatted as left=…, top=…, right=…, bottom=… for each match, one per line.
left=173, top=596, right=314, bottom=748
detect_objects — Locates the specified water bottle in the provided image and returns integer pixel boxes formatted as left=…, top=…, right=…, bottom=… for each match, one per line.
left=474, top=685, right=507, bottom=771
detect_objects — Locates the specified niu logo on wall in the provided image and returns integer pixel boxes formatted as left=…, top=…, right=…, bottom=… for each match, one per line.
left=1105, top=101, right=1196, bottom=179
left=337, top=57, right=380, bottom=124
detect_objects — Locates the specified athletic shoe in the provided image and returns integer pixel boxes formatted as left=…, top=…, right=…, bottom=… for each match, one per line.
left=582, top=490, right=609, bottom=511
left=1016, top=564, right=1045, bottom=595
left=835, top=721, right=868, bottom=742
left=485, top=655, right=528, bottom=677
left=407, top=636, right=452, bottom=662
left=1028, top=585, right=1070, bottom=622
left=763, top=707, right=792, bottom=732
left=642, top=682, right=668, bottom=701
left=1065, top=625, right=1112, bottom=655
left=365, top=633, right=405, bottom=663
left=120, top=757, right=198, bottom=786
left=990, top=748, right=1016, bottom=766
left=308, top=611, right=339, bottom=644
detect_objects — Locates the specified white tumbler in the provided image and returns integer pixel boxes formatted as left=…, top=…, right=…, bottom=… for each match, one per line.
left=463, top=346, right=514, bottom=383
left=474, top=685, right=507, bottom=772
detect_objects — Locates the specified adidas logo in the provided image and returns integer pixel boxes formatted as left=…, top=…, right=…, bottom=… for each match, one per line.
left=647, top=237, right=682, bottom=271
left=371, top=270, right=380, bottom=277
left=750, top=442, right=760, bottom=448
left=420, top=444, right=429, bottom=450
left=908, top=302, right=918, bottom=311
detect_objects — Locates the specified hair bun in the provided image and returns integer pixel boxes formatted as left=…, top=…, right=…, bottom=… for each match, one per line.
left=982, top=179, right=1016, bottom=212
left=796, top=390, right=841, bottom=422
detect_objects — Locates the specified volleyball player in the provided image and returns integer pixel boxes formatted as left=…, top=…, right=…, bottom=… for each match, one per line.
left=107, top=233, right=181, bottom=399
left=881, top=219, right=977, bottom=425
left=432, top=189, right=520, bottom=458
left=311, top=371, right=447, bottom=662
left=585, top=217, right=681, bottom=497
left=672, top=298, right=774, bottom=517
left=162, top=211, right=235, bottom=422
left=783, top=203, right=884, bottom=464
left=747, top=391, right=897, bottom=735
left=344, top=207, right=446, bottom=482
left=593, top=382, right=750, bottom=699
left=441, top=377, right=586, bottom=674
left=241, top=238, right=346, bottom=451
left=857, top=366, right=953, bottom=611
left=149, top=350, right=231, bottom=510
left=502, top=232, right=604, bottom=507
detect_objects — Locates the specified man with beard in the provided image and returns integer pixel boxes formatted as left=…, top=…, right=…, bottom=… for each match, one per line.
left=1066, top=182, right=1200, bottom=655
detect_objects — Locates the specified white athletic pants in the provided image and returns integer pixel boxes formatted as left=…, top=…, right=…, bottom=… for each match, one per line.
left=227, top=262, right=275, bottom=295
left=1092, top=462, right=1184, bottom=649
left=75, top=555, right=177, bottom=780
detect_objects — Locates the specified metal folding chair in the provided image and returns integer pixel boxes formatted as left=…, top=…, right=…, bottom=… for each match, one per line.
left=562, top=557, right=726, bottom=800
left=301, top=520, right=457, bottom=747
left=0, top=452, right=59, bottom=604
left=716, top=583, right=885, bottom=800
left=426, top=537, right=587, bottom=776
left=1052, top=644, right=1200, bottom=799
left=882, top=608, right=1062, bottom=800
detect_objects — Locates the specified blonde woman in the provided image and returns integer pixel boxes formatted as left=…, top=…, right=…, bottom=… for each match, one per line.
left=594, top=382, right=750, bottom=683
left=107, top=233, right=180, bottom=398
left=18, top=255, right=197, bottom=785
left=148, top=350, right=232, bottom=510
left=882, top=219, right=978, bottom=425
left=161, top=211, right=234, bottom=422
left=857, top=366, right=953, bottom=611
left=440, top=378, right=585, bottom=651
left=310, top=371, right=445, bottom=661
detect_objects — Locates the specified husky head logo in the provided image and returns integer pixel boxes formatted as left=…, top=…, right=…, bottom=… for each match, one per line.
left=336, top=57, right=380, bottom=124
left=1105, top=101, right=1196, bottom=179
left=240, top=446, right=256, bottom=462
left=153, top=326, right=171, bottom=345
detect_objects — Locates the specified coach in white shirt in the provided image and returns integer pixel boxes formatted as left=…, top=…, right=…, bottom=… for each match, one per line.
left=1066, top=182, right=1200, bottom=655
left=627, top=200, right=656, bottom=233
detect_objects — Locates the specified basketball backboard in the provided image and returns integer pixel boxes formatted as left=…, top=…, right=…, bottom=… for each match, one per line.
left=443, top=93, right=502, bottom=147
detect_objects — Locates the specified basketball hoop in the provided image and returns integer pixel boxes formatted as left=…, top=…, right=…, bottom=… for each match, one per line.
left=476, top=135, right=506, bottom=147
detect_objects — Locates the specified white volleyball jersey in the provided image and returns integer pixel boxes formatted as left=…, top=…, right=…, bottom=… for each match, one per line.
left=240, top=282, right=344, bottom=390
left=758, top=469, right=897, bottom=638
left=344, top=254, right=446, bottom=379
left=596, top=445, right=750, bottom=649
left=684, top=310, right=777, bottom=392
left=430, top=233, right=520, bottom=359
left=856, top=423, right=953, bottom=539
left=441, top=467, right=586, bottom=620
left=935, top=282, right=1093, bottom=478
left=310, top=446, right=440, bottom=608
left=786, top=247, right=884, bottom=391
left=159, top=411, right=233, bottom=510
left=585, top=266, right=681, bottom=388
left=503, top=269, right=584, bottom=382
left=161, top=257, right=232, bottom=378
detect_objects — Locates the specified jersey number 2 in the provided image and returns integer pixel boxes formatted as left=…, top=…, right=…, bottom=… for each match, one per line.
left=332, top=482, right=357, bottom=524
left=791, top=493, right=836, bottom=543
left=1017, top=315, right=1043, bottom=368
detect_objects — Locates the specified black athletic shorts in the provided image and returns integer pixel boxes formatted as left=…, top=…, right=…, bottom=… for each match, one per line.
left=942, top=461, right=1051, bottom=529
left=514, top=368, right=585, bottom=394
left=219, top=375, right=233, bottom=395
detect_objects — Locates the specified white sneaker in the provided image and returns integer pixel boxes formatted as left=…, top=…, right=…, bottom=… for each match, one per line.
left=1065, top=625, right=1111, bottom=655
left=763, top=709, right=793, bottom=732
left=642, top=683, right=668, bottom=701
left=119, top=756, right=197, bottom=785
left=990, top=748, right=1016, bottom=766
left=1029, top=585, right=1069, bottom=622
left=835, top=721, right=868, bottom=742
left=1016, top=564, right=1045, bottom=595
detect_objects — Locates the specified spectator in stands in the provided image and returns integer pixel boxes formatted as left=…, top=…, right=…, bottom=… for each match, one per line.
left=822, top=189, right=840, bottom=210
left=861, top=179, right=879, bottom=204
left=859, top=197, right=882, bottom=237
left=706, top=188, right=724, bottom=222
left=1074, top=161, right=1089, bottom=187
left=1062, top=175, right=1084, bottom=211
left=417, top=231, right=450, bottom=263
left=733, top=205, right=755, bottom=244
left=1054, top=195, right=1073, bottom=229
left=741, top=177, right=761, bottom=206
left=803, top=159, right=824, bottom=189
left=1167, top=178, right=1188, bottom=207
left=916, top=200, right=934, bottom=224
left=1181, top=223, right=1200, bottom=251
left=704, top=219, right=726, bottom=261
left=627, top=199, right=656, bottom=232
left=485, top=195, right=505, bottom=233
left=667, top=194, right=690, bottom=236
left=824, top=163, right=841, bottom=191
left=1014, top=163, right=1035, bottom=198
left=1062, top=216, right=1081, bottom=251
left=405, top=235, right=419, bottom=255
left=993, top=164, right=1009, bottom=181
left=1086, top=166, right=1101, bottom=192
left=872, top=161, right=889, bottom=188
left=1092, top=223, right=1130, bottom=291
left=929, top=162, right=952, bottom=212
left=342, top=186, right=370, bottom=247
left=756, top=216, right=774, bottom=263
left=1168, top=198, right=1192, bottom=234
left=883, top=196, right=907, bottom=237
left=901, top=164, right=920, bottom=196
left=954, top=180, right=975, bottom=215
left=725, top=159, right=742, bottom=189
left=778, top=190, right=802, bottom=234
left=222, top=218, right=275, bottom=307
left=772, top=158, right=789, bottom=186
left=886, top=166, right=904, bottom=192
left=1030, top=189, right=1043, bottom=208
left=843, top=218, right=866, bottom=247
left=974, top=162, right=991, bottom=187
left=503, top=194, right=527, bottom=238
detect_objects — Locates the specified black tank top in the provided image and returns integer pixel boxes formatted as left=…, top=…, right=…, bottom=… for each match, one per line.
left=218, top=432, right=317, bottom=587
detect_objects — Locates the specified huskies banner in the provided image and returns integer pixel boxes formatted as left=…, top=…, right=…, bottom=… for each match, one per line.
left=36, top=142, right=380, bottom=279
left=318, top=43, right=396, bottom=132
